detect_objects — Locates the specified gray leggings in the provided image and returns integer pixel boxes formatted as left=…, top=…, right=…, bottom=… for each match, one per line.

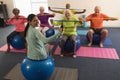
left=61, top=34, right=76, bottom=55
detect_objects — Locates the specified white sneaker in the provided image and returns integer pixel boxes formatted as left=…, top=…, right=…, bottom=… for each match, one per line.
left=73, top=55, right=77, bottom=58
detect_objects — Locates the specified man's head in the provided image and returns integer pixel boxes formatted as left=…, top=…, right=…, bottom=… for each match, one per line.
left=94, top=6, right=101, bottom=15
left=66, top=3, right=70, bottom=9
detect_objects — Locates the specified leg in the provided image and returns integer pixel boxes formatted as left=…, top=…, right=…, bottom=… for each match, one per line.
left=60, top=35, right=68, bottom=57
left=70, top=35, right=77, bottom=58
left=42, top=27, right=49, bottom=36
left=87, top=29, right=94, bottom=46
left=6, top=31, right=17, bottom=52
left=100, top=29, right=108, bottom=47
left=20, top=31, right=27, bottom=51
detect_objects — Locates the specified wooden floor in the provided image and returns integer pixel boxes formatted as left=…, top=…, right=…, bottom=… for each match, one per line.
left=4, top=63, right=78, bottom=80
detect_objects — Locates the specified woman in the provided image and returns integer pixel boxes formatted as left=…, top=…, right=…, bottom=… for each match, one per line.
left=24, top=14, right=61, bottom=60
left=6, top=8, right=27, bottom=52
left=37, top=6, right=55, bottom=36
left=51, top=9, right=83, bottom=58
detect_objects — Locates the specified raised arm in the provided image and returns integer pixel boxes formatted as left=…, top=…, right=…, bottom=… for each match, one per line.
left=35, top=27, right=61, bottom=43
left=74, top=9, right=86, bottom=14
left=48, top=6, right=63, bottom=14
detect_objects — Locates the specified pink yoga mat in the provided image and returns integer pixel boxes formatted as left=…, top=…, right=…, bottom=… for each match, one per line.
left=0, top=44, right=26, bottom=53
left=50, top=45, right=119, bottom=59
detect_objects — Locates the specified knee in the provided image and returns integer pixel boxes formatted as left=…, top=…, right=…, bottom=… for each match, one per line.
left=88, top=29, right=94, bottom=35
left=70, top=38, right=76, bottom=43
left=101, top=29, right=108, bottom=35
left=61, top=38, right=66, bottom=43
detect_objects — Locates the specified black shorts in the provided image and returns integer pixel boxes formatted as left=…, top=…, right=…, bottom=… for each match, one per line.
left=90, top=28, right=103, bottom=34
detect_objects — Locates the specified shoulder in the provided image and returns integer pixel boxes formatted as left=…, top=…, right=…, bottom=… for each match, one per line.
left=88, top=13, right=94, bottom=16
left=44, top=13, right=49, bottom=14
left=100, top=13, right=108, bottom=16
left=18, top=15, right=27, bottom=20
left=19, top=15, right=26, bottom=18
left=37, top=14, right=40, bottom=16
left=70, top=16, right=77, bottom=20
left=11, top=16, right=16, bottom=19
left=100, top=13, right=109, bottom=17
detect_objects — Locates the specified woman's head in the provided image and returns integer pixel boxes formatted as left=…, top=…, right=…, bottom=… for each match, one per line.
left=27, top=14, right=39, bottom=27
left=24, top=14, right=39, bottom=37
left=64, top=9, right=72, bottom=19
left=12, top=8, right=20, bottom=17
left=39, top=6, right=44, bottom=13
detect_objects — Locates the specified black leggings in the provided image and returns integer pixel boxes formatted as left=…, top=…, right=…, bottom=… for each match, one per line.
left=7, top=31, right=25, bottom=44
left=90, top=28, right=103, bottom=34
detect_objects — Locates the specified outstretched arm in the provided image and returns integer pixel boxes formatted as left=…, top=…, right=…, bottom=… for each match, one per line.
left=78, top=16, right=86, bottom=22
left=107, top=17, right=119, bottom=21
left=74, top=9, right=86, bottom=14
left=48, top=6, right=62, bottom=14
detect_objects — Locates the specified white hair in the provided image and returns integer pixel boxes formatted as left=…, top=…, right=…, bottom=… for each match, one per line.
left=63, top=9, right=72, bottom=17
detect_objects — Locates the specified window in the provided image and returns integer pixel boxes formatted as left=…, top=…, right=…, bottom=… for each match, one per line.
left=31, top=0, right=48, bottom=14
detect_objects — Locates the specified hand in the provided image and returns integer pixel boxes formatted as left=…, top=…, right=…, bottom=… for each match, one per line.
left=55, top=27, right=62, bottom=33
left=112, top=17, right=119, bottom=20
left=50, top=19, right=53, bottom=23
left=52, top=13, right=55, bottom=16
left=59, top=28, right=63, bottom=32
left=48, top=6, right=51, bottom=10
left=78, top=16, right=84, bottom=20
left=83, top=9, right=86, bottom=13
left=108, top=17, right=118, bottom=21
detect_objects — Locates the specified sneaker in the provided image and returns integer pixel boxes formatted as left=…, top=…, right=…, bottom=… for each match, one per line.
left=60, top=54, right=64, bottom=57
left=73, top=55, right=77, bottom=58
left=99, top=43, right=103, bottom=48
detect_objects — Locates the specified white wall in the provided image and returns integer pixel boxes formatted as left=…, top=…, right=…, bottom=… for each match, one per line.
left=1, top=0, right=14, bottom=17
left=1, top=0, right=32, bottom=17
left=13, top=0, right=32, bottom=17
left=48, top=0, right=120, bottom=27
left=1, top=0, right=120, bottom=27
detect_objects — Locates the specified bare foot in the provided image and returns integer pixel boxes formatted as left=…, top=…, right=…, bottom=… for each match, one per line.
left=88, top=42, right=92, bottom=47
left=6, top=48, right=10, bottom=52
left=99, top=43, right=103, bottom=48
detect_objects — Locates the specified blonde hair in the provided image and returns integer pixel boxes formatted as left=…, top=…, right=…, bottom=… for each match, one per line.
left=63, top=9, right=72, bottom=17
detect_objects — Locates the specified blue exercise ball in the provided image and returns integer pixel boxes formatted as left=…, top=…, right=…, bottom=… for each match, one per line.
left=64, top=36, right=81, bottom=53
left=46, top=28, right=55, bottom=37
left=21, top=56, right=55, bottom=80
left=86, top=33, right=101, bottom=44
left=10, top=33, right=25, bottom=49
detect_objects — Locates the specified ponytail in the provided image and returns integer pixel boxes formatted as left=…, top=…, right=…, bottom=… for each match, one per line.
left=24, top=23, right=30, bottom=38
left=24, top=14, right=36, bottom=38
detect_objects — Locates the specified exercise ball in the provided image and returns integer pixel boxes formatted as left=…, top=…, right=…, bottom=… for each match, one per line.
left=10, top=33, right=25, bottom=49
left=21, top=56, right=55, bottom=80
left=64, top=36, right=81, bottom=53
left=87, top=33, right=101, bottom=44
left=46, top=28, right=55, bottom=37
